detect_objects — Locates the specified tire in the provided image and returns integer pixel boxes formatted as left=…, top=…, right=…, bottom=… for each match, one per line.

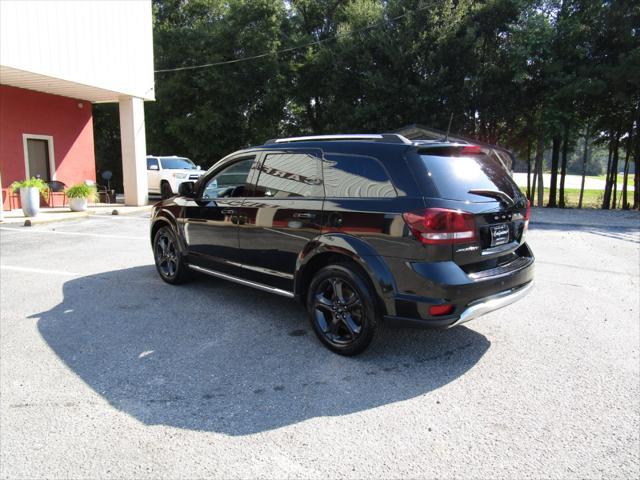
left=160, top=181, right=173, bottom=200
left=153, top=226, right=190, bottom=284
left=306, top=263, right=381, bottom=356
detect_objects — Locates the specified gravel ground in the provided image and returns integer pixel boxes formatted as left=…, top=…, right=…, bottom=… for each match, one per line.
left=1, top=209, right=638, bottom=479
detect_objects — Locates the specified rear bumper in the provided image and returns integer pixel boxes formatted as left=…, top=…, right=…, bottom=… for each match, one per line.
left=384, top=281, right=533, bottom=328
left=448, top=280, right=533, bottom=327
left=383, top=243, right=535, bottom=329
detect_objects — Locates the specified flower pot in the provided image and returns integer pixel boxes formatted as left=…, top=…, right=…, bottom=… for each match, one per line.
left=20, top=187, right=41, bottom=217
left=69, top=197, right=89, bottom=212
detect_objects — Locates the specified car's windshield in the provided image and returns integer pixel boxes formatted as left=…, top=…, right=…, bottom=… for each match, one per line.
left=160, top=157, right=196, bottom=170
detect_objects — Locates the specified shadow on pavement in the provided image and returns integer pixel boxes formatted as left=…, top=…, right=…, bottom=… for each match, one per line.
left=34, top=265, right=490, bottom=435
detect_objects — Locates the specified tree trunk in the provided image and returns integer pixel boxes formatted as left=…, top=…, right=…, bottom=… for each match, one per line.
left=611, top=135, right=620, bottom=210
left=602, top=133, right=614, bottom=209
left=635, top=126, right=640, bottom=210
left=534, top=134, right=545, bottom=207
left=634, top=109, right=640, bottom=210
left=531, top=160, right=537, bottom=202
left=578, top=122, right=590, bottom=209
left=526, top=141, right=532, bottom=200
left=548, top=136, right=561, bottom=207
left=559, top=124, right=569, bottom=208
left=622, top=127, right=633, bottom=210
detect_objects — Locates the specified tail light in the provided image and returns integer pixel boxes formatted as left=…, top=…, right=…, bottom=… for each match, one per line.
left=402, top=208, right=478, bottom=245
left=429, top=304, right=454, bottom=316
left=460, top=145, right=483, bottom=155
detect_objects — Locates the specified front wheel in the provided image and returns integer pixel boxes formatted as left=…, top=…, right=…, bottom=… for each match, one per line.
left=307, top=263, right=380, bottom=356
left=153, top=226, right=190, bottom=284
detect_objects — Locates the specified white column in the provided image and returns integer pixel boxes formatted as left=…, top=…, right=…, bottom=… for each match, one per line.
left=119, top=96, right=148, bottom=206
left=0, top=168, right=4, bottom=221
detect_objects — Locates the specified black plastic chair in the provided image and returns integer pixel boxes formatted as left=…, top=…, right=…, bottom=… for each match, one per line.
left=46, top=180, right=67, bottom=207
left=96, top=184, right=114, bottom=203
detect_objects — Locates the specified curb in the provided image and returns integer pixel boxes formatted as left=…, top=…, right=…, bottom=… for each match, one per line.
left=0, top=205, right=153, bottom=226
left=7, top=211, right=90, bottom=226
left=92, top=205, right=153, bottom=217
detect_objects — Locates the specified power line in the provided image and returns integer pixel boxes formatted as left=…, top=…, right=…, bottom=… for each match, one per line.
left=154, top=4, right=429, bottom=73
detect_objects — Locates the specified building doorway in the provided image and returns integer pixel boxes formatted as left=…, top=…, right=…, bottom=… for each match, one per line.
left=23, top=134, right=55, bottom=181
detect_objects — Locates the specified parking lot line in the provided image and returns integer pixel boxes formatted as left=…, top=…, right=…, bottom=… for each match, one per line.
left=0, top=265, right=79, bottom=276
left=0, top=226, right=146, bottom=241
left=88, top=214, right=150, bottom=221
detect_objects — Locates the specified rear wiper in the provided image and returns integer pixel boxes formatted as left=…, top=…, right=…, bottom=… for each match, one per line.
left=468, top=189, right=515, bottom=207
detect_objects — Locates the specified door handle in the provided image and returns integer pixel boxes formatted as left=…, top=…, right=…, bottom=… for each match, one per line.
left=292, top=212, right=316, bottom=219
left=221, top=209, right=235, bottom=215
left=328, top=213, right=343, bottom=227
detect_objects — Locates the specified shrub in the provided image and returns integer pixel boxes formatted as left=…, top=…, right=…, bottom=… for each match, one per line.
left=10, top=177, right=49, bottom=197
left=65, top=183, right=97, bottom=200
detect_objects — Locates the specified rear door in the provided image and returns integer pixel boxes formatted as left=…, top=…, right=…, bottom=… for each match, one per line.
left=236, top=149, right=324, bottom=291
left=412, top=146, right=529, bottom=267
left=320, top=151, right=422, bottom=259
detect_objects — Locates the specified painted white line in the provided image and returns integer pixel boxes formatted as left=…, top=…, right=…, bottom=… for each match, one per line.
left=47, top=220, right=113, bottom=229
left=0, top=227, right=146, bottom=241
left=1, top=265, right=79, bottom=277
left=88, top=214, right=150, bottom=221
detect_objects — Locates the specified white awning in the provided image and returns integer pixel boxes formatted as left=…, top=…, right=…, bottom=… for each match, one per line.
left=0, top=65, right=145, bottom=103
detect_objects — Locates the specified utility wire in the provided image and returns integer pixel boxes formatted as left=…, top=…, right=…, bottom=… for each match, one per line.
left=155, top=4, right=429, bottom=73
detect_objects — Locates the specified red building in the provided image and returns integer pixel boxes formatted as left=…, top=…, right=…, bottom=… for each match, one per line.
left=0, top=85, right=96, bottom=209
left=0, top=0, right=155, bottom=210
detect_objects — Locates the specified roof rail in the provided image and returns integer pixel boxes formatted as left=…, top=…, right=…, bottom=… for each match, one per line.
left=413, top=139, right=471, bottom=146
left=264, top=133, right=412, bottom=145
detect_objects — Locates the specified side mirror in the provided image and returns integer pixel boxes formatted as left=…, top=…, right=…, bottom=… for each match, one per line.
left=149, top=164, right=159, bottom=171
left=197, top=165, right=202, bottom=170
left=178, top=181, right=195, bottom=197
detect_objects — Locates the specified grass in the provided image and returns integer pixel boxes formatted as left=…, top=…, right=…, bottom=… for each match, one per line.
left=529, top=187, right=636, bottom=208
left=530, top=188, right=603, bottom=208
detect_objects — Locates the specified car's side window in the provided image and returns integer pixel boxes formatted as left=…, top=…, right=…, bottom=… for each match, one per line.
left=147, top=157, right=159, bottom=170
left=201, top=157, right=256, bottom=200
left=253, top=152, right=322, bottom=198
left=322, top=153, right=397, bottom=198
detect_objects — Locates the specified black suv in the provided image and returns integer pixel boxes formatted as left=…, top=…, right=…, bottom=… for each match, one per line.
left=150, top=134, right=534, bottom=355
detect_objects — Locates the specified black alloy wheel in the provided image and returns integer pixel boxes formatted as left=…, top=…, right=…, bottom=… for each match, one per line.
left=153, top=226, right=189, bottom=284
left=307, top=263, right=379, bottom=355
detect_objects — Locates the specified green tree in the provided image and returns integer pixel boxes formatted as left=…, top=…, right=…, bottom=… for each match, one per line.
left=91, top=0, right=640, bottom=211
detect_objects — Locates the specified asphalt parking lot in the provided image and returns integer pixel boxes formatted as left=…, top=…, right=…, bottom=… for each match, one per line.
left=1, top=208, right=639, bottom=479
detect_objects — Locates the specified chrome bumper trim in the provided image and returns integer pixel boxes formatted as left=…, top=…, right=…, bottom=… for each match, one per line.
left=449, top=281, right=534, bottom=328
left=187, top=264, right=295, bottom=298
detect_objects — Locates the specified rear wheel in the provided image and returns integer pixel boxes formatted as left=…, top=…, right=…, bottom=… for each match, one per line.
left=307, top=263, right=380, bottom=356
left=153, top=226, right=190, bottom=284
left=160, top=181, right=173, bottom=199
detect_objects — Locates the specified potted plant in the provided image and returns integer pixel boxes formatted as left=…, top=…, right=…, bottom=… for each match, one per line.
left=10, top=178, right=49, bottom=217
left=65, top=183, right=97, bottom=212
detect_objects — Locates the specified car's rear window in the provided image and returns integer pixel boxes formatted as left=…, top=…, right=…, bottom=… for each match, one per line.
left=419, top=152, right=520, bottom=202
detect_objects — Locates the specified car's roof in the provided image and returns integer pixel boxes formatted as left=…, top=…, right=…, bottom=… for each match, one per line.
left=263, top=134, right=412, bottom=145
left=256, top=134, right=472, bottom=151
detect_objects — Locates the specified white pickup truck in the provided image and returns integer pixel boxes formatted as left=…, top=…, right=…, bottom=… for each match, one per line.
left=146, top=155, right=205, bottom=199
